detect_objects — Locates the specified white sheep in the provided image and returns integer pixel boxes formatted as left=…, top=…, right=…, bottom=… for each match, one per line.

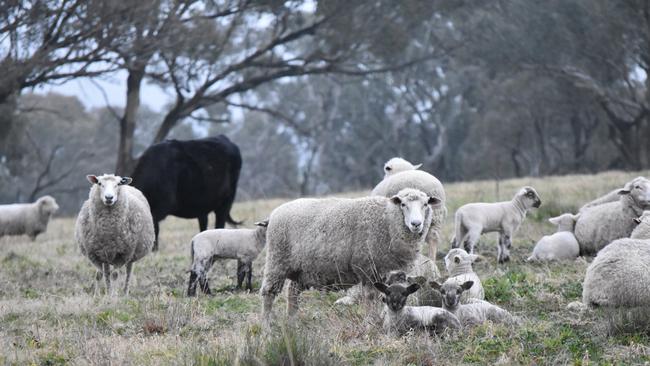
left=75, top=174, right=155, bottom=295
left=187, top=220, right=268, bottom=296
left=443, top=248, right=484, bottom=302
left=574, top=178, right=650, bottom=255
left=582, top=211, right=650, bottom=308
left=0, top=195, right=59, bottom=241
left=431, top=280, right=515, bottom=326
left=382, top=157, right=422, bottom=178
left=260, top=188, right=438, bottom=321
left=373, top=282, right=461, bottom=336
left=527, top=213, right=580, bottom=262
left=451, top=186, right=542, bottom=263
left=580, top=177, right=648, bottom=212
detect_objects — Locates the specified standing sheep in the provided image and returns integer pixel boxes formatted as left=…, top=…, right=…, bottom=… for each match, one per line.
left=579, top=177, right=648, bottom=212
left=431, top=280, right=515, bottom=326
left=0, top=195, right=59, bottom=240
left=381, top=157, right=422, bottom=178
left=260, top=188, right=437, bottom=321
left=75, top=174, right=155, bottom=295
left=527, top=213, right=580, bottom=262
left=574, top=179, right=650, bottom=255
left=443, top=248, right=484, bottom=302
left=451, top=186, right=541, bottom=263
left=582, top=211, right=650, bottom=308
left=187, top=219, right=268, bottom=296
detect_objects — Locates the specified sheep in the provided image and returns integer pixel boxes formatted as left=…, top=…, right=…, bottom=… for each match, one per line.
left=75, top=174, right=155, bottom=295
left=371, top=169, right=446, bottom=261
left=380, top=267, right=442, bottom=307
left=430, top=280, right=515, bottom=326
left=187, top=219, right=268, bottom=296
left=451, top=186, right=542, bottom=263
left=443, top=248, right=484, bottom=302
left=582, top=210, right=650, bottom=308
left=381, top=157, right=422, bottom=179
left=574, top=178, right=650, bottom=255
left=526, top=213, right=580, bottom=262
left=579, top=177, right=648, bottom=212
left=0, top=195, right=59, bottom=241
left=260, top=188, right=438, bottom=321
left=374, top=282, right=461, bottom=336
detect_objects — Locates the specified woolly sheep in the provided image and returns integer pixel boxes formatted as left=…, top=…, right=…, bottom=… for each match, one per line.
left=526, top=213, right=580, bottom=262
left=0, top=195, right=59, bottom=240
left=451, top=186, right=542, bottom=263
left=579, top=177, right=648, bottom=212
left=260, top=188, right=438, bottom=321
left=382, top=157, right=422, bottom=178
left=582, top=211, right=650, bottom=308
left=431, top=280, right=515, bottom=326
left=187, top=219, right=268, bottom=296
left=371, top=169, right=446, bottom=261
left=75, top=174, right=155, bottom=295
left=574, top=179, right=650, bottom=255
left=443, top=248, right=484, bottom=302
left=374, top=282, right=461, bottom=336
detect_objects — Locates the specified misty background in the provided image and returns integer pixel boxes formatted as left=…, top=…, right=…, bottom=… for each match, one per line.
left=1, top=0, right=649, bottom=214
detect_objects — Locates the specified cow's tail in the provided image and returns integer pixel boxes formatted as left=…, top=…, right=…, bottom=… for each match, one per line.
left=226, top=213, right=242, bottom=226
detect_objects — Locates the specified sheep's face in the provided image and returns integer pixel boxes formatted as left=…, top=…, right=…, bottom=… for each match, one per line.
left=621, top=177, right=650, bottom=207
left=391, top=189, right=440, bottom=234
left=444, top=248, right=477, bottom=272
left=87, top=174, right=133, bottom=206
left=430, top=280, right=473, bottom=310
left=516, top=186, right=541, bottom=209
left=37, top=195, right=59, bottom=216
left=374, top=282, right=419, bottom=312
left=383, top=157, right=421, bottom=178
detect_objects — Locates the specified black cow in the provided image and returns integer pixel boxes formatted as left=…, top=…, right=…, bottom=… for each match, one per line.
left=131, top=135, right=242, bottom=251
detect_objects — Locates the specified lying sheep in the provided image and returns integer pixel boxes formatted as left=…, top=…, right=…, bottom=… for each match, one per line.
left=574, top=179, right=650, bottom=255
left=431, top=280, right=515, bottom=326
left=443, top=248, right=484, bottom=302
left=0, top=195, right=59, bottom=240
left=374, top=282, right=461, bottom=336
left=580, top=177, right=648, bottom=212
left=527, top=213, right=580, bottom=262
left=582, top=211, right=650, bottom=308
left=260, top=188, right=437, bottom=320
left=75, top=175, right=155, bottom=295
left=382, top=157, right=422, bottom=178
left=383, top=268, right=442, bottom=307
left=187, top=220, right=268, bottom=296
left=451, top=186, right=542, bottom=263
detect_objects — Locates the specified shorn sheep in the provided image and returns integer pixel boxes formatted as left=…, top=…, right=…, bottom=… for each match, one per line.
left=187, top=220, right=268, bottom=296
left=260, top=188, right=438, bottom=321
left=75, top=174, right=155, bottom=295
left=527, top=213, right=580, bottom=262
left=431, top=280, right=515, bottom=326
left=374, top=282, right=461, bottom=336
left=451, top=186, right=541, bottom=263
left=443, top=248, right=484, bottom=302
left=582, top=211, right=650, bottom=308
left=579, top=177, right=648, bottom=212
left=0, top=195, right=59, bottom=240
left=382, top=157, right=422, bottom=178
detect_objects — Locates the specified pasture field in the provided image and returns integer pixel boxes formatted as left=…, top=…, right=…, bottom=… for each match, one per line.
left=2, top=170, right=650, bottom=365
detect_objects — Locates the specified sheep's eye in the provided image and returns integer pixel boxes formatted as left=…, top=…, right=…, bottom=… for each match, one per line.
left=401, top=203, right=406, bottom=207
left=635, top=185, right=642, bottom=190
left=97, top=182, right=102, bottom=186
left=385, top=166, right=392, bottom=171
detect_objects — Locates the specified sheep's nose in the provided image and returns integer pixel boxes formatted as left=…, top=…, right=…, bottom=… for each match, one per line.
left=105, top=194, right=114, bottom=201
left=411, top=220, right=422, bottom=228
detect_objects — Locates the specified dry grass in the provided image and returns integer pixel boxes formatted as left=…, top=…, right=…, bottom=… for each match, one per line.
left=1, top=170, right=650, bottom=365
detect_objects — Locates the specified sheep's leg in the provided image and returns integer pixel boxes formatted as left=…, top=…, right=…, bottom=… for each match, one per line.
left=260, top=271, right=286, bottom=322
left=94, top=269, right=103, bottom=297
left=187, top=271, right=199, bottom=297
left=497, top=233, right=511, bottom=264
left=123, top=262, right=132, bottom=296
left=199, top=275, right=212, bottom=295
left=198, top=215, right=208, bottom=232
left=287, top=280, right=302, bottom=317
left=102, top=263, right=112, bottom=296
left=236, top=260, right=245, bottom=289
left=246, top=267, right=253, bottom=292
left=463, top=229, right=481, bottom=254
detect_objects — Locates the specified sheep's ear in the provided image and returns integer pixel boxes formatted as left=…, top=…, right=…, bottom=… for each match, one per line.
left=429, top=280, right=442, bottom=290
left=87, top=175, right=99, bottom=184
left=634, top=217, right=642, bottom=224
left=428, top=197, right=441, bottom=206
left=548, top=216, right=560, bottom=225
left=119, top=177, right=132, bottom=185
left=618, top=182, right=633, bottom=195
left=461, top=281, right=474, bottom=291
left=405, top=283, right=420, bottom=295
left=413, top=163, right=422, bottom=170
left=391, top=196, right=402, bottom=205
left=255, top=220, right=269, bottom=227
left=407, top=276, right=426, bottom=285
left=374, top=282, right=389, bottom=294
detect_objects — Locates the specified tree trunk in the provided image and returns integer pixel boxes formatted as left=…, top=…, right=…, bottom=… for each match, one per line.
left=116, top=67, right=145, bottom=176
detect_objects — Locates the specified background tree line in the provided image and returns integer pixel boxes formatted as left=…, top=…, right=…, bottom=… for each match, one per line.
left=1, top=0, right=649, bottom=214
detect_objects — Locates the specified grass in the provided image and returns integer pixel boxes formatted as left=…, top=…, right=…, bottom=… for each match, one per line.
left=1, top=169, right=650, bottom=365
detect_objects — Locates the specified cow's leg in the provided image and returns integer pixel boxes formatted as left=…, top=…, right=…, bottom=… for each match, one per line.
left=215, top=210, right=226, bottom=229
left=198, top=215, right=208, bottom=232
left=152, top=220, right=160, bottom=252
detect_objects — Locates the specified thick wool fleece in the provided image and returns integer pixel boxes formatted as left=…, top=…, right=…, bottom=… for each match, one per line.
left=0, top=195, right=59, bottom=240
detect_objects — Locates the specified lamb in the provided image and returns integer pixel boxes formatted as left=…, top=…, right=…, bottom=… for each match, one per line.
left=374, top=282, right=461, bottom=336
left=443, top=248, right=484, bottom=302
left=574, top=178, right=650, bottom=255
left=380, top=267, right=442, bottom=307
left=526, top=213, right=580, bottom=262
left=582, top=210, right=650, bottom=308
left=431, top=280, right=515, bottom=326
left=381, top=157, right=422, bottom=178
left=580, top=177, right=648, bottom=212
left=75, top=174, right=155, bottom=295
left=187, top=219, right=268, bottom=296
left=451, top=186, right=542, bottom=263
left=0, top=195, right=59, bottom=240
left=260, top=188, right=437, bottom=321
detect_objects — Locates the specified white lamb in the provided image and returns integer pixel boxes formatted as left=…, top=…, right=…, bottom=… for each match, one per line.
left=75, top=174, right=155, bottom=295
left=0, top=195, right=59, bottom=241
left=431, top=280, right=515, bottom=326
left=582, top=211, right=650, bottom=308
left=574, top=179, right=650, bottom=255
left=260, top=188, right=436, bottom=321
left=187, top=220, right=268, bottom=296
left=382, top=157, right=422, bottom=178
left=527, top=213, right=580, bottom=262
left=374, top=282, right=461, bottom=336
left=443, top=248, right=484, bottom=302
left=451, top=186, right=542, bottom=263
left=580, top=177, right=648, bottom=212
